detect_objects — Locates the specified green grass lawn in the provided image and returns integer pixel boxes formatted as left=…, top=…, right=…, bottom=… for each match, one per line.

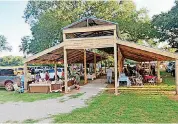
left=54, top=92, right=178, bottom=123
left=160, top=71, right=175, bottom=86
left=0, top=89, right=62, bottom=103
left=54, top=71, right=178, bottom=123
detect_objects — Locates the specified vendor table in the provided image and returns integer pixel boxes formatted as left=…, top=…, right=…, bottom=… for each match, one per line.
left=144, top=75, right=156, bottom=82
left=51, top=84, right=60, bottom=91
left=118, top=73, right=131, bottom=87
left=29, top=84, right=51, bottom=93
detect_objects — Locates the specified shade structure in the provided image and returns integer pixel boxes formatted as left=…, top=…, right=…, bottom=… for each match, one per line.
left=117, top=39, right=177, bottom=62
left=24, top=17, right=178, bottom=95
left=25, top=44, right=106, bottom=64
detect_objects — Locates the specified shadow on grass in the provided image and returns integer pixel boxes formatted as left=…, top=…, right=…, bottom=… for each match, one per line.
left=0, top=89, right=63, bottom=103
left=22, top=119, right=39, bottom=123
left=69, top=92, right=86, bottom=99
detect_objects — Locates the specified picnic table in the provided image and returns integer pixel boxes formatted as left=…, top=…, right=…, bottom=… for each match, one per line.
left=118, top=73, right=131, bottom=87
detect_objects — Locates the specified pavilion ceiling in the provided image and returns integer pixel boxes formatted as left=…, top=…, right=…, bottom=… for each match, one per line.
left=27, top=48, right=106, bottom=64
left=118, top=44, right=175, bottom=62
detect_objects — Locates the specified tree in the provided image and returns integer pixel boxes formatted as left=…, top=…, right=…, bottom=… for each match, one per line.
left=0, top=56, right=23, bottom=66
left=152, top=1, right=178, bottom=49
left=22, top=0, right=156, bottom=54
left=0, top=35, right=11, bottom=51
left=19, top=36, right=31, bottom=54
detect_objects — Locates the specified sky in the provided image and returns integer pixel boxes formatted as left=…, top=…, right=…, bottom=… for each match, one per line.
left=0, top=0, right=176, bottom=57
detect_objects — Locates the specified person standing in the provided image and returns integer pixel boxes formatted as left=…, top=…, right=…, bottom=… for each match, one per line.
left=151, top=64, right=156, bottom=76
left=74, top=72, right=80, bottom=90
left=20, top=72, right=25, bottom=93
left=106, top=67, right=112, bottom=84
left=61, top=69, right=64, bottom=79
left=45, top=71, right=50, bottom=81
left=40, top=71, right=45, bottom=81
left=35, top=72, right=40, bottom=82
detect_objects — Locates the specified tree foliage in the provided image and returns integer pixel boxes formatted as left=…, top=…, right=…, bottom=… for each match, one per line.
left=0, top=56, right=23, bottom=66
left=21, top=0, right=156, bottom=54
left=0, top=35, right=11, bottom=52
left=152, top=1, right=178, bottom=49
left=19, top=36, right=31, bottom=54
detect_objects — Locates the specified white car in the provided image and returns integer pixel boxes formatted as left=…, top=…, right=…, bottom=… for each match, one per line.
left=48, top=68, right=63, bottom=80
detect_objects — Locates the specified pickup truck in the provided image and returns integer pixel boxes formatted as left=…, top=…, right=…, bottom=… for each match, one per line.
left=0, top=69, right=21, bottom=91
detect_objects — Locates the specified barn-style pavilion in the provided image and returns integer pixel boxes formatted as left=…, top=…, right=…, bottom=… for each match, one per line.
left=24, top=17, right=178, bottom=95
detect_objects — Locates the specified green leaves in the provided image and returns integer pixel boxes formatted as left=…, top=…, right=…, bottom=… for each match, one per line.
left=0, top=56, right=23, bottom=66
left=0, top=35, right=11, bottom=52
left=22, top=0, right=156, bottom=55
left=152, top=2, right=178, bottom=49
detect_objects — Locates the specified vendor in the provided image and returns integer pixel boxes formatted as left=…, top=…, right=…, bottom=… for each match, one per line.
left=106, top=67, right=112, bottom=84
left=40, top=71, right=45, bottom=81
left=74, top=72, right=80, bottom=90
left=20, top=72, right=25, bottom=93
left=62, top=72, right=80, bottom=92
left=151, top=64, right=156, bottom=76
left=35, top=72, right=40, bottom=82
left=61, top=69, right=64, bottom=79
left=124, top=67, right=129, bottom=76
left=45, top=71, right=50, bottom=81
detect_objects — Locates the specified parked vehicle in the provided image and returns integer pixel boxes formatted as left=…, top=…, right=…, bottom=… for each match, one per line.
left=14, top=67, right=23, bottom=75
left=14, top=67, right=31, bottom=75
left=35, top=67, right=44, bottom=73
left=30, top=66, right=51, bottom=73
left=0, top=69, right=21, bottom=91
left=166, top=62, right=175, bottom=73
left=46, top=68, right=63, bottom=81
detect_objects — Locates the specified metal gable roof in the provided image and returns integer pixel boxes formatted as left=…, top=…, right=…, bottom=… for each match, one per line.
left=62, top=17, right=118, bottom=30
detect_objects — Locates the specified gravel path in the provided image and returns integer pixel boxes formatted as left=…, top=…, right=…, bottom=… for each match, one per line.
left=0, top=78, right=107, bottom=123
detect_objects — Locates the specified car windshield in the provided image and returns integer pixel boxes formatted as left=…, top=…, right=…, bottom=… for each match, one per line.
left=48, top=69, right=54, bottom=73
left=57, top=69, right=62, bottom=72
left=18, top=68, right=23, bottom=70
left=0, top=69, right=14, bottom=76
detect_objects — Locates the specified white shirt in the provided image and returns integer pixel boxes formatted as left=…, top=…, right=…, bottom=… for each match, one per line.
left=40, top=73, right=45, bottom=79
left=106, top=68, right=112, bottom=76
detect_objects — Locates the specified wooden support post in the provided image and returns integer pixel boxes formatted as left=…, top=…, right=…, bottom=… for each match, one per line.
left=87, top=18, right=89, bottom=27
left=101, top=56, right=102, bottom=76
left=84, top=49, right=87, bottom=84
left=121, top=57, right=124, bottom=73
left=114, top=43, right=118, bottom=95
left=24, top=63, right=28, bottom=90
left=63, top=32, right=66, bottom=41
left=117, top=46, right=122, bottom=76
left=175, top=60, right=178, bottom=94
left=157, top=61, right=160, bottom=83
left=105, top=61, right=106, bottom=74
left=64, top=47, right=68, bottom=93
left=54, top=64, right=57, bottom=82
left=117, top=51, right=120, bottom=75
left=94, top=53, right=96, bottom=77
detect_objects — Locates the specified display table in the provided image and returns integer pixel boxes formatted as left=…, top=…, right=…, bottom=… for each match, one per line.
left=51, top=84, right=60, bottom=91
left=118, top=73, right=131, bottom=87
left=29, top=84, right=51, bottom=93
left=144, top=75, right=156, bottom=82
